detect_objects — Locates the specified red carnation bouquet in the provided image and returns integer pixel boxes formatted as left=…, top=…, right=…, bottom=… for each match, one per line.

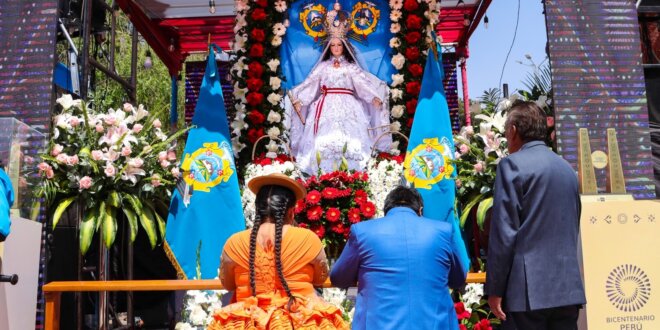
left=294, top=170, right=376, bottom=258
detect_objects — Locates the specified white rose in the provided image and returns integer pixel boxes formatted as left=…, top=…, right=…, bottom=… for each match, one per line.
left=271, top=36, right=283, bottom=47
left=389, top=37, right=401, bottom=48
left=391, top=74, right=404, bottom=87
left=390, top=121, right=401, bottom=132
left=269, top=76, right=282, bottom=90
left=267, top=127, right=281, bottom=139
left=391, top=89, right=403, bottom=100
left=267, top=93, right=282, bottom=105
left=391, top=105, right=405, bottom=118
left=391, top=54, right=405, bottom=70
left=390, top=23, right=401, bottom=34
left=267, top=111, right=282, bottom=123
left=267, top=59, right=280, bottom=72
left=188, top=305, right=207, bottom=325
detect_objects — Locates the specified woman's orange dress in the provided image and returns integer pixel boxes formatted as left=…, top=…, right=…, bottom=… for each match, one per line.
left=207, top=227, right=348, bottom=329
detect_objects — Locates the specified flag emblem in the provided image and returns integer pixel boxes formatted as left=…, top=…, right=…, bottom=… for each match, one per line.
left=350, top=2, right=380, bottom=37
left=181, top=141, right=235, bottom=192
left=404, top=137, right=454, bottom=189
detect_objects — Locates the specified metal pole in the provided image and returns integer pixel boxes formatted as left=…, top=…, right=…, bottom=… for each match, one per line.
left=98, top=237, right=110, bottom=330
left=461, top=59, right=471, bottom=126
left=76, top=203, right=83, bottom=330
left=109, top=1, right=117, bottom=73
left=127, top=221, right=134, bottom=329
left=79, top=0, right=93, bottom=100
left=129, top=26, right=138, bottom=103
left=503, top=83, right=509, bottom=98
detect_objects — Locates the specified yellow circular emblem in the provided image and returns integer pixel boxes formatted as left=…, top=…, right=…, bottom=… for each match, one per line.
left=181, top=142, right=235, bottom=192
left=404, top=137, right=455, bottom=189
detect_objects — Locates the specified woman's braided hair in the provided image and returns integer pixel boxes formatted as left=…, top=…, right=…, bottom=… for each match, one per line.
left=248, top=184, right=297, bottom=308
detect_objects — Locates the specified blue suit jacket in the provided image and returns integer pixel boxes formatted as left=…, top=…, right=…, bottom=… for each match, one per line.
left=0, top=169, right=14, bottom=240
left=330, top=207, right=466, bottom=330
left=485, top=141, right=586, bottom=312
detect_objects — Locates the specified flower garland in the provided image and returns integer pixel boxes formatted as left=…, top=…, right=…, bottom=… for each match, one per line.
left=230, top=0, right=290, bottom=165
left=389, top=0, right=441, bottom=141
left=366, top=155, right=404, bottom=217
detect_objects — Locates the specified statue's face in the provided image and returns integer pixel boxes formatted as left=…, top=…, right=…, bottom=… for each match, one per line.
left=330, top=38, right=343, bottom=57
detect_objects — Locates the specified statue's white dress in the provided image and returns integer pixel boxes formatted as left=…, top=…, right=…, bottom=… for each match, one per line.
left=288, top=56, right=391, bottom=174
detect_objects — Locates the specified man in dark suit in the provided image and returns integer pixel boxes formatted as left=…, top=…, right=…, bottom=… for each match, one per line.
left=330, top=186, right=466, bottom=330
left=486, top=101, right=586, bottom=329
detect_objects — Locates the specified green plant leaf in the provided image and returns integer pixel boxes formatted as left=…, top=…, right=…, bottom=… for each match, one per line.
left=102, top=204, right=117, bottom=248
left=459, top=194, right=485, bottom=228
left=123, top=208, right=139, bottom=242
left=52, top=196, right=76, bottom=230
left=122, top=193, right=144, bottom=217
left=79, top=207, right=98, bottom=255
left=107, top=191, right=121, bottom=208
left=139, top=206, right=158, bottom=249
left=96, top=201, right=106, bottom=232
left=476, top=197, right=493, bottom=231
left=30, top=201, right=41, bottom=221
left=194, top=159, right=209, bottom=182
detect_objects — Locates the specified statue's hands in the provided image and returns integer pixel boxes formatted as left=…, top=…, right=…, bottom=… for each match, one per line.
left=372, top=97, right=383, bottom=108
left=293, top=101, right=302, bottom=113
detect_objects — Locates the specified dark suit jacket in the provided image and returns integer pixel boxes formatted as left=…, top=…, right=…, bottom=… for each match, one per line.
left=330, top=207, right=466, bottom=330
left=485, top=141, right=586, bottom=312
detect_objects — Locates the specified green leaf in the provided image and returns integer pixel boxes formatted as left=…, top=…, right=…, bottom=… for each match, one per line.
left=52, top=196, right=76, bottom=230
left=123, top=207, right=139, bottom=242
left=194, top=159, right=210, bottom=182
left=107, top=191, right=121, bottom=208
left=151, top=205, right=166, bottom=242
left=30, top=201, right=41, bottom=221
left=476, top=197, right=493, bottom=231
left=459, top=194, right=485, bottom=228
left=96, top=201, right=106, bottom=232
left=79, top=207, right=98, bottom=255
left=102, top=204, right=117, bottom=248
left=122, top=193, right=144, bottom=217
left=139, top=206, right=158, bottom=249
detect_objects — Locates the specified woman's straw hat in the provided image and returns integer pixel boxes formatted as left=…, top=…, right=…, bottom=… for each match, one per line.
left=247, top=173, right=307, bottom=201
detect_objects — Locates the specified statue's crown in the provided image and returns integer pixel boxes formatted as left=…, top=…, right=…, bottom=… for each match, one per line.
left=324, top=1, right=350, bottom=40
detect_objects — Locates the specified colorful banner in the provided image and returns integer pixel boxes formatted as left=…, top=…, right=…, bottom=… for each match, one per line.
left=165, top=45, right=245, bottom=279
left=280, top=0, right=395, bottom=89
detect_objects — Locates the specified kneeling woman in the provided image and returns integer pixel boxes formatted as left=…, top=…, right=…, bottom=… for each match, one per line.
left=208, top=173, right=347, bottom=329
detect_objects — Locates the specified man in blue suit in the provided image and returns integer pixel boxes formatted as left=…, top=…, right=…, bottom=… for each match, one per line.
left=331, top=186, right=466, bottom=330
left=486, top=101, right=586, bottom=329
left=0, top=166, right=13, bottom=242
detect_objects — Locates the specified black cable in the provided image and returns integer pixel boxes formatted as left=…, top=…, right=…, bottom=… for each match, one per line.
left=498, top=0, right=521, bottom=93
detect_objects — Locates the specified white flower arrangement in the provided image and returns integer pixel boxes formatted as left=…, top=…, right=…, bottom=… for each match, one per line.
left=175, top=288, right=228, bottom=329
left=241, top=160, right=299, bottom=227
left=366, top=157, right=404, bottom=217
left=391, top=105, right=405, bottom=118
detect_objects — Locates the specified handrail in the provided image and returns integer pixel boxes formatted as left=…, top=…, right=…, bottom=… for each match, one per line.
left=43, top=273, right=486, bottom=330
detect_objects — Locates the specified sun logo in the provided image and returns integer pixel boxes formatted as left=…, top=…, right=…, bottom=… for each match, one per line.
left=181, top=142, right=235, bottom=192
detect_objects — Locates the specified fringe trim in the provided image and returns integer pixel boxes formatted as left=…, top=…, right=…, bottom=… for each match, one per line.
left=163, top=240, right=187, bottom=280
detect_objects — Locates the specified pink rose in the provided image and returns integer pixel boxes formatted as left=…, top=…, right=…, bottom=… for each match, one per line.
left=106, top=150, right=119, bottom=162
left=56, top=153, right=68, bottom=163
left=45, top=168, right=54, bottom=179
left=104, top=164, right=116, bottom=177
left=459, top=144, right=469, bottom=155
left=151, top=174, right=162, bottom=187
left=91, top=150, right=104, bottom=161
left=121, top=146, right=132, bottom=157
left=158, top=151, right=168, bottom=161
left=67, top=155, right=79, bottom=166
left=24, top=156, right=34, bottom=164
left=153, top=119, right=162, bottom=129
left=128, top=158, right=144, bottom=168
left=104, top=117, right=117, bottom=126
left=95, top=124, right=104, bottom=133
left=171, top=167, right=180, bottom=178
left=123, top=103, right=134, bottom=112
left=167, top=150, right=176, bottom=161
left=160, top=159, right=170, bottom=168
left=51, top=144, right=64, bottom=156
left=473, top=162, right=484, bottom=173
left=456, top=179, right=462, bottom=188
left=69, top=117, right=80, bottom=127
left=37, top=162, right=50, bottom=172
left=132, top=124, right=143, bottom=133
left=78, top=176, right=93, bottom=189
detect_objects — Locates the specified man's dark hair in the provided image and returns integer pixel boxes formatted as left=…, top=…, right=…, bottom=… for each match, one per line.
left=505, top=100, right=547, bottom=143
left=383, top=186, right=424, bottom=215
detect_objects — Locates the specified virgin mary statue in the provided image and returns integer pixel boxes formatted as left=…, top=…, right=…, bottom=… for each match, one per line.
left=286, top=2, right=392, bottom=175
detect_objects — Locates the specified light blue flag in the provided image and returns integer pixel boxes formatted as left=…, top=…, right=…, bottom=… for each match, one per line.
left=403, top=46, right=470, bottom=274
left=280, top=0, right=395, bottom=89
left=165, top=45, right=245, bottom=279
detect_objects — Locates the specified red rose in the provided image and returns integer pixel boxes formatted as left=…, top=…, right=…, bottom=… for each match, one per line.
left=251, top=8, right=267, bottom=21
left=406, top=81, right=421, bottom=95
left=348, top=208, right=361, bottom=224
left=406, top=99, right=418, bottom=114
left=409, top=63, right=423, bottom=77
left=247, top=62, right=264, bottom=78
left=246, top=78, right=263, bottom=92
left=405, top=47, right=420, bottom=62
left=310, top=224, right=325, bottom=239
left=246, top=92, right=264, bottom=106
left=404, top=31, right=421, bottom=44
left=406, top=15, right=423, bottom=30
left=247, top=128, right=264, bottom=144
left=454, top=302, right=471, bottom=320
left=306, top=190, right=321, bottom=205
left=407, top=118, right=414, bottom=128
left=294, top=199, right=306, bottom=214
left=354, top=189, right=368, bottom=205
left=474, top=319, right=492, bottom=330
left=459, top=325, right=467, bottom=330
left=403, top=0, right=419, bottom=11
left=249, top=43, right=264, bottom=58
left=326, top=207, right=341, bottom=222
left=247, top=110, right=265, bottom=125
left=360, top=201, right=376, bottom=218
left=321, top=187, right=340, bottom=199
left=256, top=0, right=268, bottom=8
left=307, top=205, right=323, bottom=221
left=250, top=28, right=266, bottom=42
